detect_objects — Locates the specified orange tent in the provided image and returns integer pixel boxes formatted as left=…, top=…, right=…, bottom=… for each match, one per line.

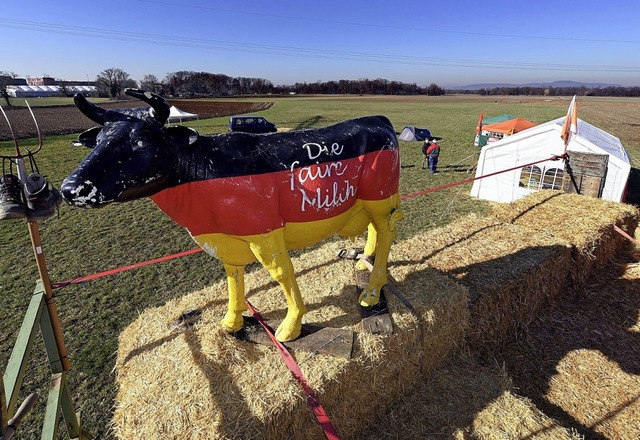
left=481, top=118, right=536, bottom=135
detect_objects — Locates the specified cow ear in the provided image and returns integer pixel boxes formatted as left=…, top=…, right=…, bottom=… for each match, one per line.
left=164, top=125, right=199, bottom=147
left=73, top=126, right=101, bottom=148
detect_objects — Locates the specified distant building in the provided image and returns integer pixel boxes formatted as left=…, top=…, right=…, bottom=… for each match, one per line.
left=8, top=84, right=97, bottom=98
left=7, top=77, right=97, bottom=97
left=26, top=77, right=56, bottom=86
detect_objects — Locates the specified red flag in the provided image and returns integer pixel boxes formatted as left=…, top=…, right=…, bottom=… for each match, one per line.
left=561, top=96, right=578, bottom=144
left=476, top=111, right=484, bottom=134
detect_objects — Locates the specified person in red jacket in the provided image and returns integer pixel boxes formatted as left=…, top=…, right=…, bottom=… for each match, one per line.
left=422, top=136, right=441, bottom=173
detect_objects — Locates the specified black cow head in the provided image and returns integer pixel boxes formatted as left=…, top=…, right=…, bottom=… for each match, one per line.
left=61, top=89, right=198, bottom=207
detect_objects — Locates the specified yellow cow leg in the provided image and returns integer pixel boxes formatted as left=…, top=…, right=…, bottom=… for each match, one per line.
left=220, top=263, right=248, bottom=333
left=356, top=223, right=377, bottom=271
left=359, top=196, right=404, bottom=307
left=249, top=228, right=308, bottom=342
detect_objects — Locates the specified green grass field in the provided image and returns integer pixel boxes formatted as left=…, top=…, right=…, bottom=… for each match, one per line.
left=1, top=95, right=638, bottom=438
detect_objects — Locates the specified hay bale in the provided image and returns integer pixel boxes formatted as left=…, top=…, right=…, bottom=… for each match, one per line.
left=357, top=353, right=580, bottom=439
left=399, top=213, right=573, bottom=349
left=113, top=191, right=638, bottom=438
left=466, top=391, right=581, bottom=440
left=113, top=239, right=468, bottom=439
left=497, top=258, right=640, bottom=439
left=491, top=190, right=640, bottom=287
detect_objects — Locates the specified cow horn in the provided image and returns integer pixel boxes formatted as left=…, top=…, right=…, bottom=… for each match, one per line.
left=74, top=93, right=106, bottom=125
left=125, top=88, right=170, bottom=125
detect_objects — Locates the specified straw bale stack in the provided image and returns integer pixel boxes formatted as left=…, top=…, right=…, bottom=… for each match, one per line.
left=113, top=190, right=638, bottom=438
left=113, top=239, right=468, bottom=439
left=499, top=260, right=640, bottom=439
left=491, top=190, right=639, bottom=288
left=357, top=353, right=580, bottom=439
left=397, top=213, right=573, bottom=349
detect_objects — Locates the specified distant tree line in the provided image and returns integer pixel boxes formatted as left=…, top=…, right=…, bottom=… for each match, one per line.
left=458, top=85, right=640, bottom=97
left=91, top=68, right=446, bottom=98
left=160, top=71, right=444, bottom=97
left=161, top=71, right=274, bottom=97
left=284, top=79, right=443, bottom=96
left=11, top=67, right=634, bottom=100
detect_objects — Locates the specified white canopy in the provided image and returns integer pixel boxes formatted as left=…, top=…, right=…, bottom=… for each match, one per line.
left=470, top=117, right=631, bottom=203
left=7, top=85, right=97, bottom=97
left=167, top=106, right=199, bottom=123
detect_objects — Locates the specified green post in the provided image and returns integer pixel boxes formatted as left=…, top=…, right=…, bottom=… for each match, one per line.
left=41, top=373, right=63, bottom=440
left=3, top=289, right=45, bottom=415
left=1, top=373, right=7, bottom=436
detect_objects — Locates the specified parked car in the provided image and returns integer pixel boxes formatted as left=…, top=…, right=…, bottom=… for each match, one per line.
left=228, top=116, right=277, bottom=134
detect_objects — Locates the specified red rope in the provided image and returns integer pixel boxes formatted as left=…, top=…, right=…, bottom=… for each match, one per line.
left=401, top=154, right=565, bottom=200
left=245, top=300, right=341, bottom=440
left=51, top=248, right=203, bottom=289
left=614, top=225, right=640, bottom=247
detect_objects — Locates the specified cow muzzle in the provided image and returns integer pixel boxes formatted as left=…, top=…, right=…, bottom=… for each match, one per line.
left=60, top=177, right=112, bottom=207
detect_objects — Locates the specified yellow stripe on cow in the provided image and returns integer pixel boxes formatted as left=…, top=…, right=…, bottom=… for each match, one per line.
left=192, top=195, right=400, bottom=266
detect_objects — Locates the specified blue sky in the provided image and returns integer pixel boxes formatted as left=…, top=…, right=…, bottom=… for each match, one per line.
left=2, top=0, right=640, bottom=87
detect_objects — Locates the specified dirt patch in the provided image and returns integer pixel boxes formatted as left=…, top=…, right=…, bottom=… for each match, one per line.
left=0, top=100, right=272, bottom=140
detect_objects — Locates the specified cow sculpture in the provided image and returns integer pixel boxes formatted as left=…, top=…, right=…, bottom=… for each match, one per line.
left=61, top=89, right=403, bottom=342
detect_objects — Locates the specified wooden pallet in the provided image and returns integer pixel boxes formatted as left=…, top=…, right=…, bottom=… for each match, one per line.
left=239, top=316, right=354, bottom=359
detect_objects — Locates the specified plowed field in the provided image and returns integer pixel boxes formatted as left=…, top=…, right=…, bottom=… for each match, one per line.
left=0, top=100, right=271, bottom=140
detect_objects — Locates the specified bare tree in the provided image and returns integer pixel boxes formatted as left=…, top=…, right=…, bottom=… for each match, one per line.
left=57, top=78, right=70, bottom=97
left=124, top=78, right=138, bottom=90
left=96, top=68, right=131, bottom=99
left=140, top=74, right=160, bottom=93
left=0, top=71, right=18, bottom=107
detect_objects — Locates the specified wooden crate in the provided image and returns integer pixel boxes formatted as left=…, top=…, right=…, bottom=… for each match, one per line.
left=562, top=151, right=608, bottom=198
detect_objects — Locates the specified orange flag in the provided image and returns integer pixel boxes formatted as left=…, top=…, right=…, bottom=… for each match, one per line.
left=476, top=111, right=484, bottom=134
left=561, top=95, right=578, bottom=144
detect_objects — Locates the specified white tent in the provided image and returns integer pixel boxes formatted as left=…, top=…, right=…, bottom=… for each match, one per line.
left=7, top=85, right=98, bottom=97
left=167, top=106, right=199, bottom=123
left=470, top=117, right=631, bottom=203
left=398, top=126, right=431, bottom=142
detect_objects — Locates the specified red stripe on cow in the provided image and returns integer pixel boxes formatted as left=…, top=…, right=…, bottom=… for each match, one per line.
left=150, top=149, right=399, bottom=236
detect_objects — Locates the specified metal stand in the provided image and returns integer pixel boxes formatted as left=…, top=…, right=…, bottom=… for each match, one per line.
left=1, top=157, right=93, bottom=439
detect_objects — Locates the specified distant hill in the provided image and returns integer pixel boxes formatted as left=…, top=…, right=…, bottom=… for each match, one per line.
left=448, top=80, right=622, bottom=90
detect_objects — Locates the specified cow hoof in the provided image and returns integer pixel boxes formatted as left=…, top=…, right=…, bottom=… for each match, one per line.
left=220, top=312, right=244, bottom=333
left=275, top=321, right=302, bottom=342
left=359, top=288, right=381, bottom=308
left=355, top=257, right=372, bottom=271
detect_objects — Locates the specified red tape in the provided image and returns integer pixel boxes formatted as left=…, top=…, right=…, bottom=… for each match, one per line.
left=51, top=248, right=203, bottom=289
left=401, top=154, right=564, bottom=200
left=245, top=300, right=341, bottom=440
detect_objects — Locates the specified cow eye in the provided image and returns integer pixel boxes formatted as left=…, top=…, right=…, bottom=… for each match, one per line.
left=132, top=138, right=150, bottom=150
